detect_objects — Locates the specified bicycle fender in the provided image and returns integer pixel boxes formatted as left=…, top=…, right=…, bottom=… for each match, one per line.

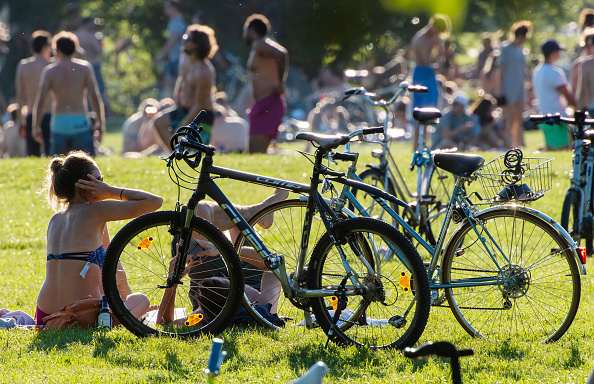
left=326, top=177, right=410, bottom=210
left=444, top=205, right=587, bottom=276
left=364, top=164, right=385, bottom=173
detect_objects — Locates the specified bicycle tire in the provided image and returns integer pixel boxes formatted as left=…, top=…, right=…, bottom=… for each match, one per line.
left=353, top=168, right=398, bottom=226
left=560, top=189, right=581, bottom=247
left=102, top=211, right=244, bottom=337
left=442, top=207, right=581, bottom=342
left=234, top=199, right=329, bottom=329
left=421, top=165, right=455, bottom=246
left=307, top=217, right=431, bottom=349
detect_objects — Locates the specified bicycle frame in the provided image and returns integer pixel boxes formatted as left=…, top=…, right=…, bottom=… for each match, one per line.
left=569, top=131, right=594, bottom=235
left=169, top=146, right=381, bottom=304
left=324, top=161, right=587, bottom=291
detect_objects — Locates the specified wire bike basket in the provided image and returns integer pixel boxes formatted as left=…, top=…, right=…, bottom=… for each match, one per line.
left=471, top=149, right=553, bottom=204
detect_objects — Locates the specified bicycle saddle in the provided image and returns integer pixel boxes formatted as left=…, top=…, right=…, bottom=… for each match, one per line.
left=433, top=153, right=485, bottom=177
left=296, top=132, right=350, bottom=150
left=413, top=107, right=442, bottom=123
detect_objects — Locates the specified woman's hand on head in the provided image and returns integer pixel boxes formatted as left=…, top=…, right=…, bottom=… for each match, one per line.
left=75, top=174, right=117, bottom=203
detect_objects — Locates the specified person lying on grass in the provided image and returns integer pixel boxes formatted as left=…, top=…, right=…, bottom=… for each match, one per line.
left=35, top=151, right=163, bottom=326
left=154, top=189, right=290, bottom=326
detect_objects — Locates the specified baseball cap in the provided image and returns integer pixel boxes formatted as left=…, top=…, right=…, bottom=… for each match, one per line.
left=541, top=40, right=565, bottom=56
left=453, top=92, right=469, bottom=108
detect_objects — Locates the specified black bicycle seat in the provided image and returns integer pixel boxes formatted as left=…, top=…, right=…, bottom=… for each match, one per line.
left=413, top=107, right=442, bottom=123
left=433, top=153, right=485, bottom=178
left=296, top=132, right=350, bottom=150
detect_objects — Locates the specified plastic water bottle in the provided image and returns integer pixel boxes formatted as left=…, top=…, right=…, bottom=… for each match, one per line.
left=97, top=294, right=112, bottom=329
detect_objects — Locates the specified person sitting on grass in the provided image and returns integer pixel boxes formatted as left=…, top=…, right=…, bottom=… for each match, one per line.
left=35, top=151, right=163, bottom=326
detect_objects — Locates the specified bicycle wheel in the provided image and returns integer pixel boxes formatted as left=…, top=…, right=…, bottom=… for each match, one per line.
left=234, top=199, right=329, bottom=328
left=421, top=165, right=455, bottom=246
left=560, top=189, right=581, bottom=247
left=103, top=211, right=244, bottom=337
left=308, top=217, right=431, bottom=349
left=442, top=207, right=581, bottom=342
left=354, top=168, right=398, bottom=226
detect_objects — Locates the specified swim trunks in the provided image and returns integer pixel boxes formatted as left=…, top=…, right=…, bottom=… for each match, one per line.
left=248, top=93, right=286, bottom=139
left=49, top=114, right=94, bottom=156
left=411, top=65, right=439, bottom=109
left=167, top=108, right=214, bottom=144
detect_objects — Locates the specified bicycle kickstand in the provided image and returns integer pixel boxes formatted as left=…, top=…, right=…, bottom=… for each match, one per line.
left=325, top=274, right=350, bottom=348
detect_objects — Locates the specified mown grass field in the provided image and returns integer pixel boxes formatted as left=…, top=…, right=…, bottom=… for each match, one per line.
left=1, top=130, right=593, bottom=383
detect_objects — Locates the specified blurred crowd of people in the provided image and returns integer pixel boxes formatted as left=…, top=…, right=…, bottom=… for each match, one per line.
left=3, top=4, right=594, bottom=159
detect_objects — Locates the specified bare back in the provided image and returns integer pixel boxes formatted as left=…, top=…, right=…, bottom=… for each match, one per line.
left=38, top=204, right=107, bottom=314
left=411, top=28, right=441, bottom=67
left=16, top=57, right=52, bottom=114
left=42, top=58, right=96, bottom=115
left=579, top=57, right=594, bottom=108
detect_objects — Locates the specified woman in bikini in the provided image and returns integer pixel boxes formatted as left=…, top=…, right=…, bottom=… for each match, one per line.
left=35, top=151, right=163, bottom=326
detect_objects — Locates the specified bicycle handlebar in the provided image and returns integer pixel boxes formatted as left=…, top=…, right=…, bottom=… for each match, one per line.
left=529, top=113, right=594, bottom=126
left=343, top=81, right=426, bottom=106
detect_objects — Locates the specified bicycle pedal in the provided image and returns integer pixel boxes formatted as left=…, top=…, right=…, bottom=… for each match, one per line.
left=388, top=315, right=407, bottom=328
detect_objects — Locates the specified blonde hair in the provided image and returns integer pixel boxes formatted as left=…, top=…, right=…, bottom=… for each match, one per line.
left=44, top=151, right=97, bottom=212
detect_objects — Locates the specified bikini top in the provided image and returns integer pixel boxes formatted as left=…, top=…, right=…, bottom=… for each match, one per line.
left=47, top=245, right=106, bottom=278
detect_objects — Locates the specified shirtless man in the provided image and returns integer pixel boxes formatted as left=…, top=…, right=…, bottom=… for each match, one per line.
left=33, top=31, right=105, bottom=156
left=243, top=14, right=289, bottom=154
left=576, top=29, right=594, bottom=114
left=75, top=17, right=109, bottom=115
left=410, top=14, right=451, bottom=148
left=15, top=30, right=53, bottom=157
left=152, top=24, right=218, bottom=148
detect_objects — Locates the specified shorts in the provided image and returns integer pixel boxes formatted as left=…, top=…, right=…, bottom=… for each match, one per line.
left=168, top=109, right=214, bottom=144
left=248, top=93, right=286, bottom=139
left=26, top=113, right=51, bottom=157
left=411, top=65, right=439, bottom=109
left=167, top=107, right=190, bottom=128
left=50, top=114, right=95, bottom=156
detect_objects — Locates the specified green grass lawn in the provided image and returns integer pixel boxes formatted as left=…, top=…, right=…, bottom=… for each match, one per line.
left=1, top=130, right=593, bottom=383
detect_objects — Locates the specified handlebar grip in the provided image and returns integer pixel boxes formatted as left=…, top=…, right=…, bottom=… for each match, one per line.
left=343, top=88, right=364, bottom=100
left=408, top=85, right=428, bottom=93
left=191, top=110, right=207, bottom=126
left=529, top=114, right=559, bottom=124
left=362, top=127, right=384, bottom=135
left=333, top=152, right=357, bottom=162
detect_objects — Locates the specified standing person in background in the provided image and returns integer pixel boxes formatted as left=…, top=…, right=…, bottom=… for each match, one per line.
left=152, top=24, right=218, bottom=148
left=15, top=30, right=53, bottom=157
left=497, top=20, right=532, bottom=148
left=243, top=14, right=289, bottom=154
left=75, top=17, right=110, bottom=117
left=33, top=31, right=105, bottom=156
left=571, top=30, right=594, bottom=99
left=475, top=33, right=494, bottom=80
left=533, top=40, right=575, bottom=150
left=410, top=14, right=451, bottom=148
left=155, top=0, right=187, bottom=99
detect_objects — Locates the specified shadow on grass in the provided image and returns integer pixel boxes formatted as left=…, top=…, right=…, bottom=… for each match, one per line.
left=486, top=340, right=527, bottom=360
left=29, top=328, right=96, bottom=352
left=563, top=343, right=586, bottom=369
